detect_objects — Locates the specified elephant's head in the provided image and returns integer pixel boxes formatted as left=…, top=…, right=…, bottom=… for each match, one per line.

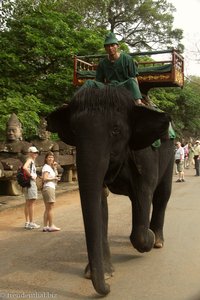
left=47, top=87, right=170, bottom=184
left=46, top=86, right=170, bottom=295
left=48, top=86, right=169, bottom=162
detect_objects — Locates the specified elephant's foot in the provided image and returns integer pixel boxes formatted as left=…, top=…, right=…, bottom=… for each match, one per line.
left=84, top=263, right=114, bottom=280
left=154, top=235, right=164, bottom=248
left=130, top=228, right=155, bottom=253
left=104, top=271, right=114, bottom=280
left=84, top=264, right=91, bottom=279
left=150, top=229, right=164, bottom=248
left=154, top=240, right=164, bottom=248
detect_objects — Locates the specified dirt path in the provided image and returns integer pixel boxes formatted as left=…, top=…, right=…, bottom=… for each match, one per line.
left=0, top=168, right=200, bottom=300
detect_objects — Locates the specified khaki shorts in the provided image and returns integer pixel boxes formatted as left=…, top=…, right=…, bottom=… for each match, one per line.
left=177, top=161, right=184, bottom=172
left=24, top=180, right=38, bottom=200
left=42, top=187, right=56, bottom=203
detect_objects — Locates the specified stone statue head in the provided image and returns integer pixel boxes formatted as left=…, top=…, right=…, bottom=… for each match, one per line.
left=38, top=117, right=51, bottom=140
left=6, top=113, right=23, bottom=142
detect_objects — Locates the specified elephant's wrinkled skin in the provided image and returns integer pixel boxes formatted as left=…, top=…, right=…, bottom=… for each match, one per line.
left=47, top=86, right=174, bottom=296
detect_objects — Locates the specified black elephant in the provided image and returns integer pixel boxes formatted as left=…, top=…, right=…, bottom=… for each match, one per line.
left=47, top=86, right=174, bottom=296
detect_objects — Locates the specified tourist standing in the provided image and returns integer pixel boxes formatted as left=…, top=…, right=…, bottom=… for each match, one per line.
left=187, top=142, right=195, bottom=168
left=41, top=151, right=61, bottom=232
left=175, top=142, right=185, bottom=182
left=194, top=140, right=200, bottom=176
left=23, top=146, right=40, bottom=229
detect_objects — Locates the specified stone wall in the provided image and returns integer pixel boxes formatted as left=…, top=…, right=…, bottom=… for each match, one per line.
left=0, top=114, right=76, bottom=196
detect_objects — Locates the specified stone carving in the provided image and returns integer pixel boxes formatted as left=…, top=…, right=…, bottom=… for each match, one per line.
left=0, top=113, right=31, bottom=195
left=32, top=117, right=76, bottom=182
left=0, top=113, right=31, bottom=157
left=56, top=140, right=77, bottom=182
left=31, top=117, right=59, bottom=170
left=0, top=115, right=76, bottom=196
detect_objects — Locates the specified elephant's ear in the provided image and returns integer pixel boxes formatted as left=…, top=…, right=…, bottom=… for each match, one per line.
left=129, top=105, right=170, bottom=150
left=46, top=104, right=75, bottom=146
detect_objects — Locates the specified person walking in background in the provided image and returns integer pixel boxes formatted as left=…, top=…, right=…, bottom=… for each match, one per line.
left=193, top=140, right=200, bottom=176
left=183, top=142, right=189, bottom=169
left=23, top=146, right=40, bottom=229
left=187, top=142, right=195, bottom=169
left=175, top=141, right=185, bottom=182
left=42, top=151, right=61, bottom=232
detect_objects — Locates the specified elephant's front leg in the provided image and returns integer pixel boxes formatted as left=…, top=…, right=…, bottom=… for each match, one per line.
left=102, top=186, right=115, bottom=278
left=150, top=179, right=172, bottom=248
left=129, top=191, right=155, bottom=253
left=84, top=186, right=114, bottom=280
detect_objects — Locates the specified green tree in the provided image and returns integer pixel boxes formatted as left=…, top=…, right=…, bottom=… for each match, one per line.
left=0, top=92, right=51, bottom=141
left=52, top=0, right=184, bottom=51
left=1, top=5, right=104, bottom=104
left=149, top=77, right=200, bottom=138
left=1, top=0, right=197, bottom=141
left=176, top=77, right=200, bottom=138
left=0, top=0, right=105, bottom=138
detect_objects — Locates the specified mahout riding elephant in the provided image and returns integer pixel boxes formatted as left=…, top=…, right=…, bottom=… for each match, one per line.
left=47, top=86, right=174, bottom=296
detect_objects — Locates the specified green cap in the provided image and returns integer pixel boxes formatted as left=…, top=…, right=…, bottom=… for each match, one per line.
left=104, top=32, right=119, bottom=46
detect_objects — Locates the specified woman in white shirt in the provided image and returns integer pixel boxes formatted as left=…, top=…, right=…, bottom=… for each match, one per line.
left=175, top=142, right=185, bottom=182
left=42, top=151, right=61, bottom=232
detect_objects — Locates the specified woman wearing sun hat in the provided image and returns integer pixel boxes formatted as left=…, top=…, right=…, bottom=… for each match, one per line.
left=23, top=146, right=40, bottom=229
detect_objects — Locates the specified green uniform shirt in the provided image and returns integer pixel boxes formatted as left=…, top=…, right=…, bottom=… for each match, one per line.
left=96, top=52, right=138, bottom=83
left=94, top=52, right=142, bottom=100
left=79, top=52, right=142, bottom=101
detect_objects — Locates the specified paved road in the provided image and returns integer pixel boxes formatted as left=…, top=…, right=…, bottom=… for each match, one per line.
left=0, top=168, right=200, bottom=300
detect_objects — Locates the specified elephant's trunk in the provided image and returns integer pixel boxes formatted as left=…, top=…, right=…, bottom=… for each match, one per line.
left=76, top=146, right=110, bottom=295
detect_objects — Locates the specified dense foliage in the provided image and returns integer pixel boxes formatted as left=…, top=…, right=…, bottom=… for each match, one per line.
left=149, top=77, right=200, bottom=138
left=0, top=0, right=199, bottom=140
left=0, top=0, right=106, bottom=139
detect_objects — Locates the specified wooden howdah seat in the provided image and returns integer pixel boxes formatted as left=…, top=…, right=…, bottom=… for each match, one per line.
left=73, top=49, right=184, bottom=95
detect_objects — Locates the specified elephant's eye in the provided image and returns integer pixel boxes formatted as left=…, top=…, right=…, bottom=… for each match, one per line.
left=111, top=125, right=121, bottom=136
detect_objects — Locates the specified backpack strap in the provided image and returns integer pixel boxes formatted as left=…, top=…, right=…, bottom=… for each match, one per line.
left=29, top=161, right=33, bottom=173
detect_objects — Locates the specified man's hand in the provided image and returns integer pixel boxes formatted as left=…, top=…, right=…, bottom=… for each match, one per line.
left=135, top=99, right=145, bottom=105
